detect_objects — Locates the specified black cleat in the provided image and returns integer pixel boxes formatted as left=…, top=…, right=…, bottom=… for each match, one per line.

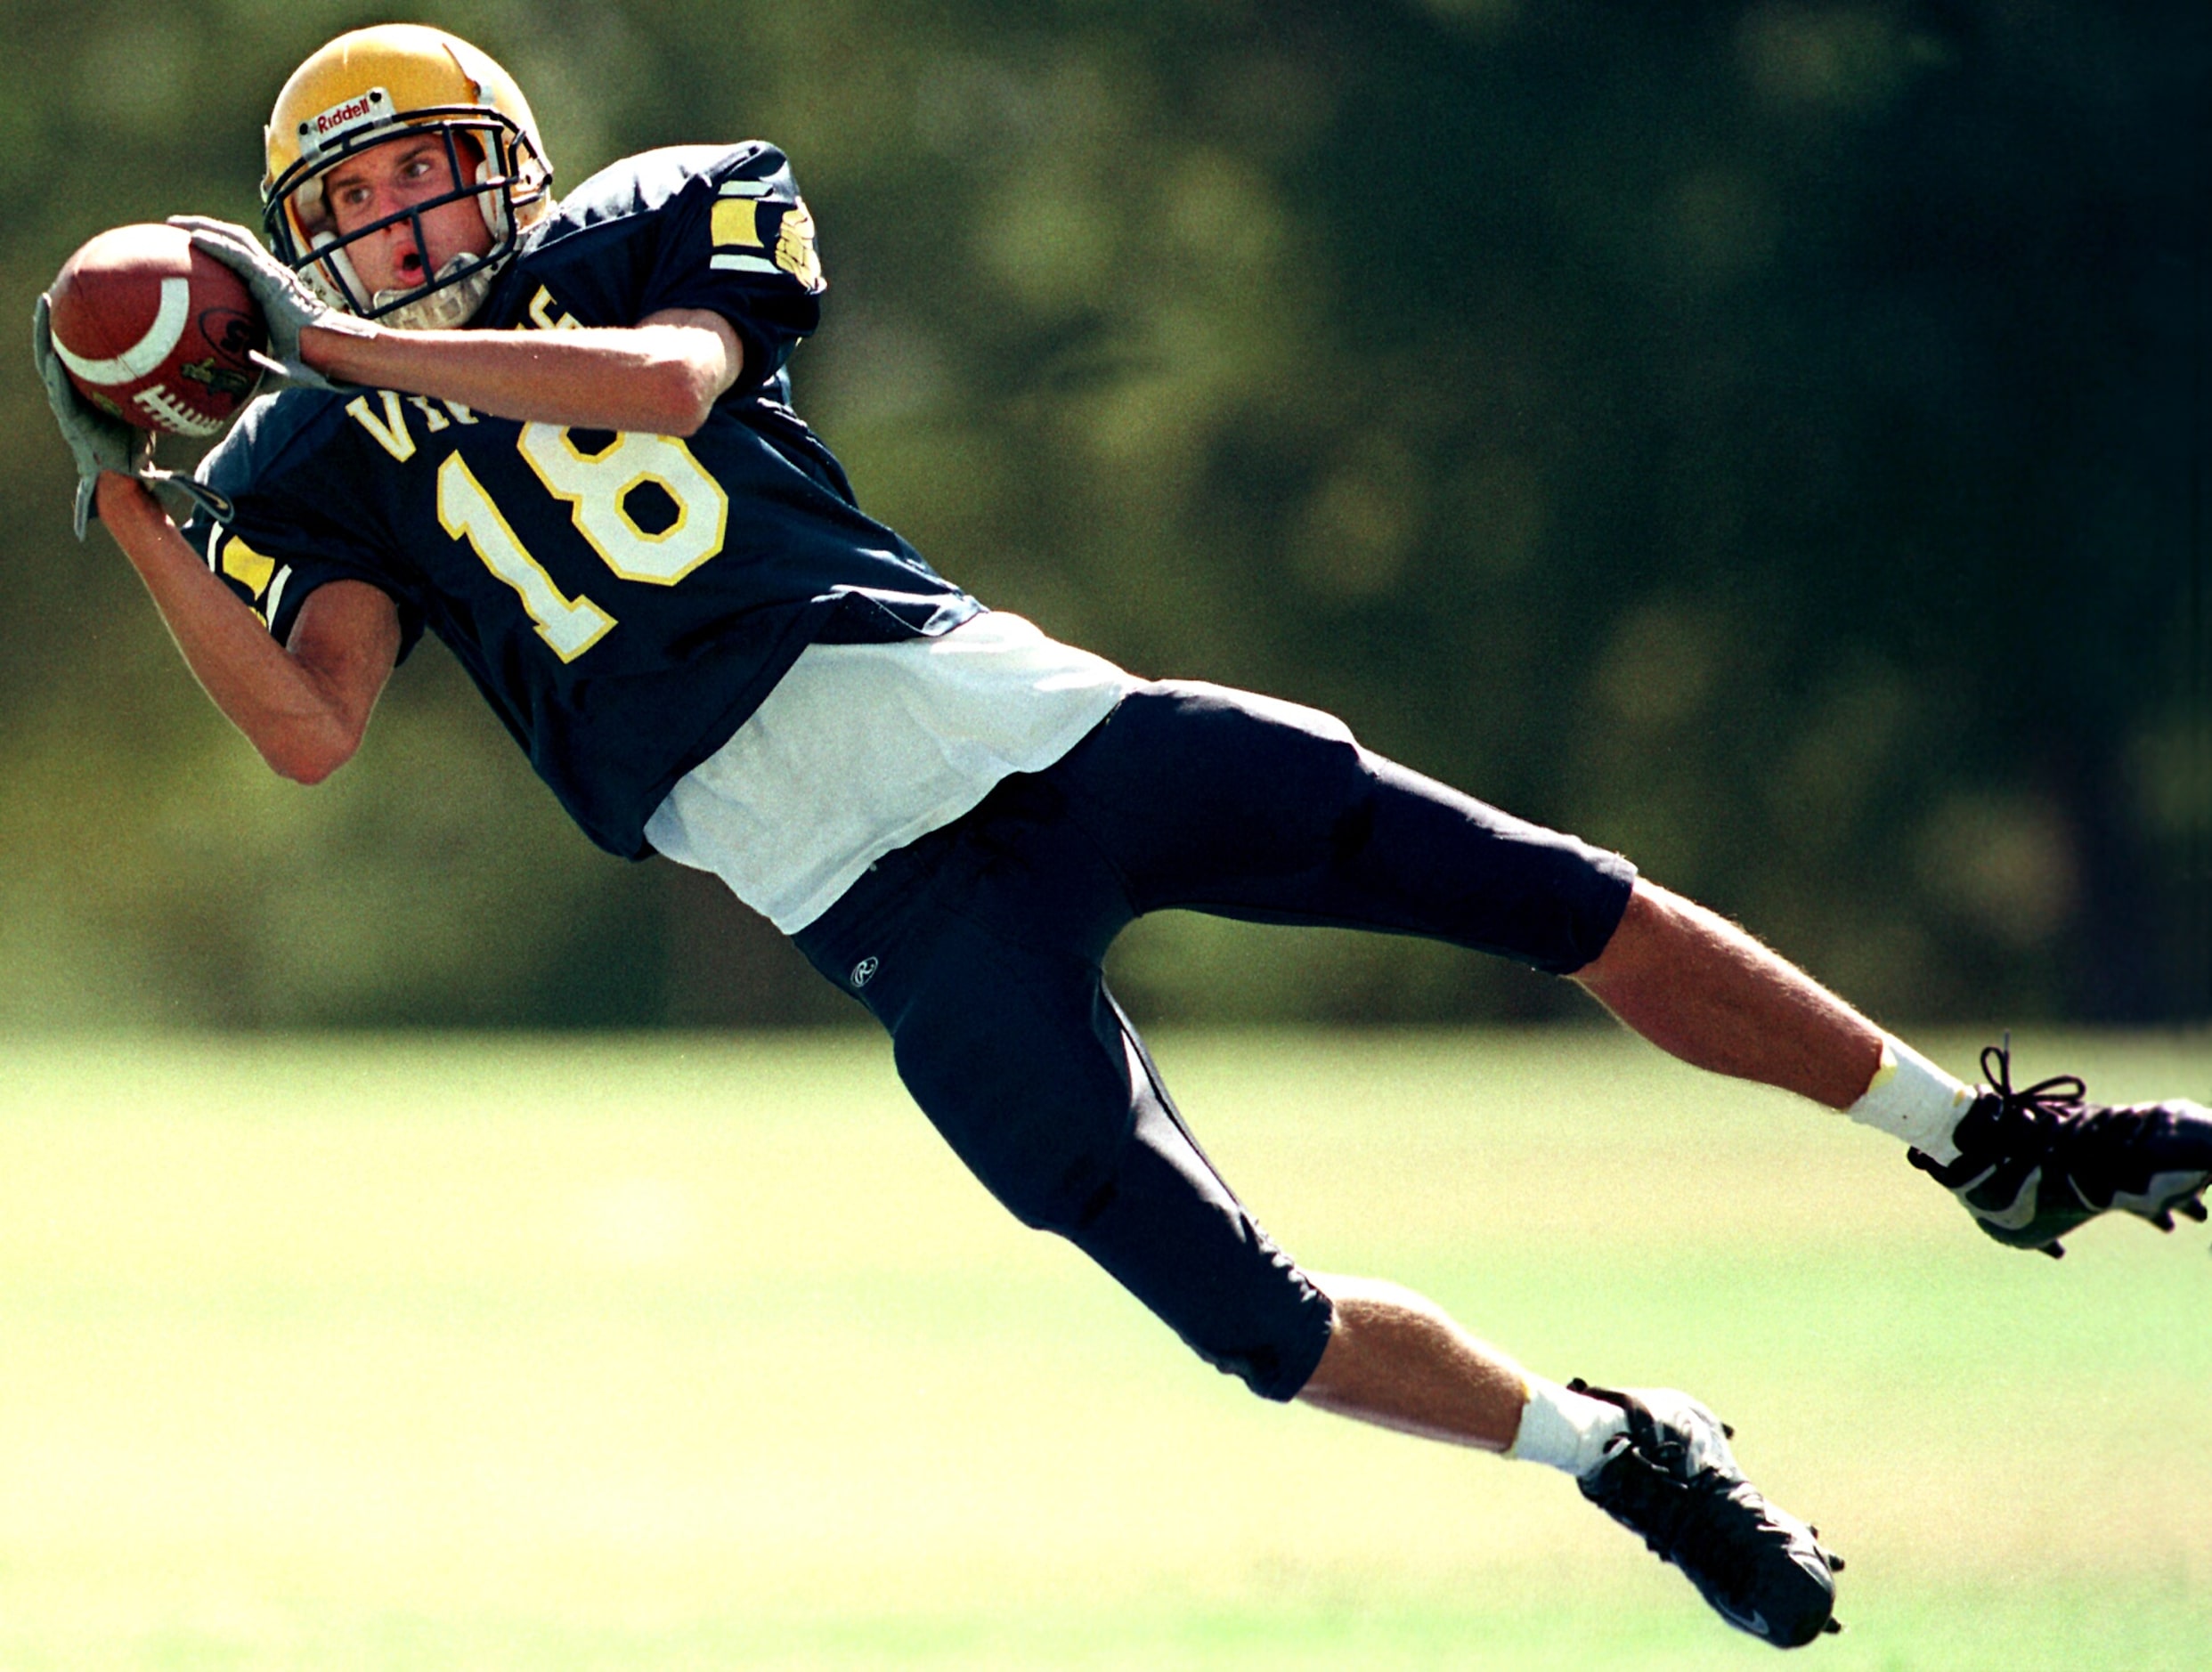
left=1907, top=1041, right=2212, bottom=1257
left=1570, top=1381, right=1841, bottom=1649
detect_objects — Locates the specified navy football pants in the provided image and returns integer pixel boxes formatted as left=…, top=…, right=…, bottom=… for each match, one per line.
left=792, top=682, right=1636, bottom=1401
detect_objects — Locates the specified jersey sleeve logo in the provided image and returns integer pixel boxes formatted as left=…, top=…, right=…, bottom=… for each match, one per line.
left=773, top=201, right=823, bottom=290
left=709, top=179, right=825, bottom=293
left=208, top=529, right=292, bottom=629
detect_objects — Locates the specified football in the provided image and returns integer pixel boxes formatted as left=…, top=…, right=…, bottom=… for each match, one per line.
left=46, top=223, right=265, bottom=438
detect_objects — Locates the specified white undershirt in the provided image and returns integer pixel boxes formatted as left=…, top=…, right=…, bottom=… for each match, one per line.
left=644, top=611, right=1136, bottom=932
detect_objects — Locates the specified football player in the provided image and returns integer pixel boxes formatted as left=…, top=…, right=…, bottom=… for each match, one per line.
left=32, top=23, right=2212, bottom=1650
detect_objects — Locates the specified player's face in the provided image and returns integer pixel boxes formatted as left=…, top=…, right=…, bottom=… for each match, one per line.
left=322, top=133, right=493, bottom=300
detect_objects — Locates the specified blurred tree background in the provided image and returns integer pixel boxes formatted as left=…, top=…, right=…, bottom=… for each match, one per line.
left=0, top=0, right=2206, bottom=1031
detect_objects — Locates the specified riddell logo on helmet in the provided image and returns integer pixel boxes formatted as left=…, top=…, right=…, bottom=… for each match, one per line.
left=316, top=97, right=374, bottom=134
left=299, top=88, right=390, bottom=152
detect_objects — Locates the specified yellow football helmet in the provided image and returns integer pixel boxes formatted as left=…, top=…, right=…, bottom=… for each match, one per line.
left=262, top=24, right=553, bottom=329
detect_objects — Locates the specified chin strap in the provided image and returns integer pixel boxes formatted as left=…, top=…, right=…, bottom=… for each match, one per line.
left=143, top=467, right=236, bottom=526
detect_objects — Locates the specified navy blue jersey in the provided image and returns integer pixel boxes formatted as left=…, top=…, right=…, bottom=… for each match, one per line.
left=184, top=143, right=979, bottom=858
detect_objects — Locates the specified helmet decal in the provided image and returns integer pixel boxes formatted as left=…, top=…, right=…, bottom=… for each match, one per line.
left=297, top=88, right=397, bottom=160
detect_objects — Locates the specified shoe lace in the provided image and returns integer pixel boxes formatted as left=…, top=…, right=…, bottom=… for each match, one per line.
left=1978, top=1039, right=2086, bottom=1160
left=1972, top=1039, right=2150, bottom=1207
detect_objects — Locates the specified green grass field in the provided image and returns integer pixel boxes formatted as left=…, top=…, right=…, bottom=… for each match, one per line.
left=1, top=1028, right=2207, bottom=1669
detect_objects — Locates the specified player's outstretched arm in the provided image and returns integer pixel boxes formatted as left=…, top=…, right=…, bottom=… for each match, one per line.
left=178, top=217, right=747, bottom=438
left=303, top=307, right=744, bottom=437
left=95, top=477, right=398, bottom=785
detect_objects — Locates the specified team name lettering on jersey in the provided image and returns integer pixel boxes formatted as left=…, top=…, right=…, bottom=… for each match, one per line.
left=522, top=287, right=581, bottom=332
left=345, top=391, right=480, bottom=462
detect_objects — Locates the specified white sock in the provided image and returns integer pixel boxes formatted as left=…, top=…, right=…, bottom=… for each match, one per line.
left=1508, top=1375, right=1628, bottom=1479
left=1843, top=1034, right=1977, bottom=1164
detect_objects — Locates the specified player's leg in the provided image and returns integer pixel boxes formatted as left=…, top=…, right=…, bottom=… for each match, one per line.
left=1572, top=880, right=1885, bottom=1110
left=1290, top=1273, right=1525, bottom=1449
left=1295, top=1271, right=1843, bottom=1646
left=793, top=813, right=1837, bottom=1646
left=789, top=798, right=1336, bottom=1400
left=1049, top=679, right=1891, bottom=1119
left=1574, top=879, right=2212, bottom=1255
left=1050, top=680, right=2212, bottom=1258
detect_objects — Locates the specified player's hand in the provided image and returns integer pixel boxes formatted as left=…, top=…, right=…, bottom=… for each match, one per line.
left=167, top=215, right=368, bottom=394
left=33, top=294, right=239, bottom=538
left=34, top=290, right=153, bottom=540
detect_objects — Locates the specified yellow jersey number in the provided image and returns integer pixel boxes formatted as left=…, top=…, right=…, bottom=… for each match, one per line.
left=437, top=425, right=732, bottom=662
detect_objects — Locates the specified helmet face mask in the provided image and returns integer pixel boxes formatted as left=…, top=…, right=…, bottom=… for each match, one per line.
left=262, top=27, right=553, bottom=331
left=270, top=115, right=536, bottom=328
